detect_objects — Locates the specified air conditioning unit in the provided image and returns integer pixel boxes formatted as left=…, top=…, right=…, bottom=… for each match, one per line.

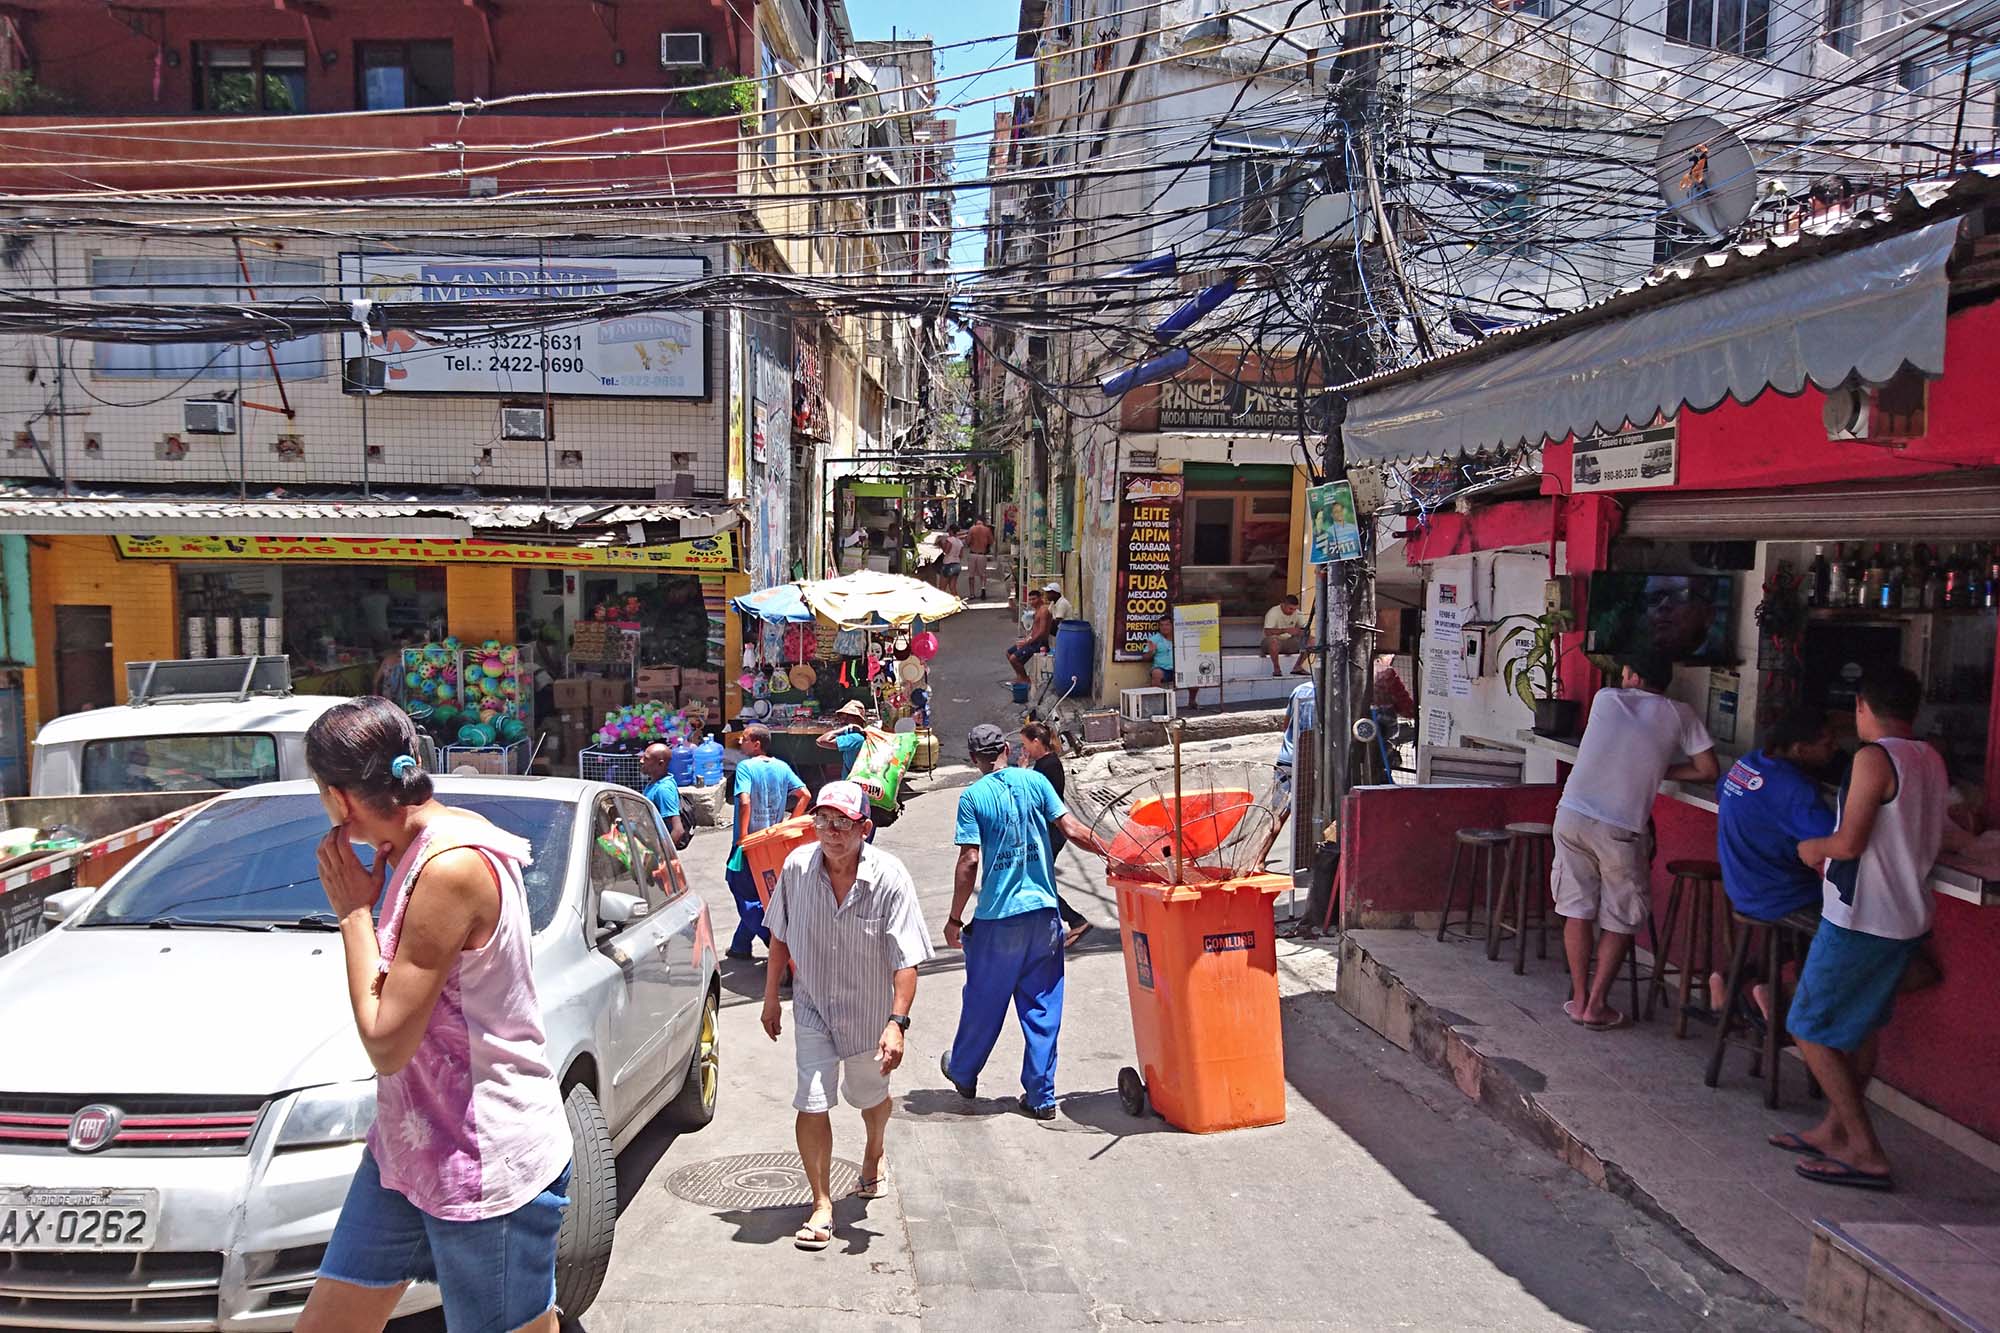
left=659, top=32, right=707, bottom=67
left=501, top=405, right=551, bottom=441
left=183, top=399, right=235, bottom=435
left=1822, top=383, right=1870, bottom=441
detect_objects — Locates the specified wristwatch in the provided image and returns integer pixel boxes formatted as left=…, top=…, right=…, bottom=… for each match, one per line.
left=888, top=1013, right=911, bottom=1032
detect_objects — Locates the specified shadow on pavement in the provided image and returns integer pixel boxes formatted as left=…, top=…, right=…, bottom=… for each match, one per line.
left=712, top=1196, right=885, bottom=1254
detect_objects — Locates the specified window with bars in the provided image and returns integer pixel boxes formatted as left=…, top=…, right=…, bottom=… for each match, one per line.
left=1664, top=0, right=1770, bottom=55
left=1206, top=138, right=1316, bottom=233
left=89, top=257, right=327, bottom=381
left=194, top=43, right=307, bottom=114
left=1654, top=212, right=1709, bottom=264
left=760, top=45, right=782, bottom=168
left=1822, top=0, right=1862, bottom=54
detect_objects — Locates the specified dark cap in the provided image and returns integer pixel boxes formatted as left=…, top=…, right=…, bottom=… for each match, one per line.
left=967, top=723, right=1008, bottom=756
left=1617, top=650, right=1674, bottom=692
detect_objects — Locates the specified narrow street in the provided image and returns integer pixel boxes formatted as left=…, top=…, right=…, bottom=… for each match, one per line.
left=551, top=605, right=1799, bottom=1332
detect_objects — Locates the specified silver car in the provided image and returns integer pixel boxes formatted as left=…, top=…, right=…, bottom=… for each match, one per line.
left=0, top=776, right=720, bottom=1331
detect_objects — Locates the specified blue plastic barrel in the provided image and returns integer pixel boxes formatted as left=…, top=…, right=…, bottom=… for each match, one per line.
left=1051, top=619, right=1094, bottom=698
left=692, top=736, right=726, bottom=787
left=668, top=740, right=696, bottom=786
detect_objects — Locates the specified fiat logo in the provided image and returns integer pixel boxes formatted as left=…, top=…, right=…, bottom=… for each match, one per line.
left=67, top=1104, right=122, bottom=1153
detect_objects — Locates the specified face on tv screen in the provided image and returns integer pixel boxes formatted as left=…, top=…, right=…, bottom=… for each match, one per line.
left=1586, top=573, right=1732, bottom=663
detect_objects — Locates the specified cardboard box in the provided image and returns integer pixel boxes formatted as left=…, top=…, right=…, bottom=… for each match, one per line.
left=553, top=678, right=592, bottom=712
left=682, top=669, right=720, bottom=692
left=588, top=678, right=630, bottom=711
left=636, top=667, right=680, bottom=693
left=635, top=687, right=679, bottom=708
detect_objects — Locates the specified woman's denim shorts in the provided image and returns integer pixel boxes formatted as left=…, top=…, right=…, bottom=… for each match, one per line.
left=319, top=1148, right=572, bottom=1333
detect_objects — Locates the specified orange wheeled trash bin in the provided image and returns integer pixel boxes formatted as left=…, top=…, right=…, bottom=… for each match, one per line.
left=737, top=815, right=818, bottom=911
left=1112, top=869, right=1289, bottom=1133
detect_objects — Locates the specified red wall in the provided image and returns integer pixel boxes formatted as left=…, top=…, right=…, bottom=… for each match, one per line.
left=1340, top=783, right=1561, bottom=926
left=8, top=0, right=752, bottom=115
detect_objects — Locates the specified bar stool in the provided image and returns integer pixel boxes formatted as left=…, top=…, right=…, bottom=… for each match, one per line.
left=1705, top=908, right=1820, bottom=1108
left=1487, top=821, right=1554, bottom=974
left=1437, top=827, right=1511, bottom=943
left=1646, top=859, right=1727, bottom=1037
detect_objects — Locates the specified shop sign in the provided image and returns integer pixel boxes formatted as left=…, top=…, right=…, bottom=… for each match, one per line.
left=1307, top=481, right=1362, bottom=563
left=113, top=532, right=740, bottom=572
left=339, top=254, right=708, bottom=398
left=1157, top=377, right=1329, bottom=432
left=1172, top=601, right=1221, bottom=692
left=1113, top=473, right=1183, bottom=662
left=1571, top=421, right=1678, bottom=493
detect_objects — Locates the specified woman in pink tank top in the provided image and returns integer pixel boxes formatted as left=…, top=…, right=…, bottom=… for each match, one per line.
left=297, top=698, right=571, bottom=1333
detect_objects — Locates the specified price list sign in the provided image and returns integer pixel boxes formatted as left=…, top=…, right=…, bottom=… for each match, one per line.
left=1113, top=473, right=1184, bottom=662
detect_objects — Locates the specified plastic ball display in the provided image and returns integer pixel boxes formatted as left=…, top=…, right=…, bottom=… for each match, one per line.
left=910, top=631, right=940, bottom=661
left=458, top=723, right=494, bottom=747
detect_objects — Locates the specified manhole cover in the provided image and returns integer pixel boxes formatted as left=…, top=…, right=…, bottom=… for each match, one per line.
left=666, top=1152, right=862, bottom=1210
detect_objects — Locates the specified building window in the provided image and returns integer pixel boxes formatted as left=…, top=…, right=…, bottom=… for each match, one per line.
left=358, top=41, right=454, bottom=110
left=1822, top=0, right=1861, bottom=54
left=90, top=257, right=326, bottom=381
left=760, top=44, right=782, bottom=168
left=194, top=43, right=307, bottom=114
left=1496, top=0, right=1553, bottom=17
left=1664, top=0, right=1770, bottom=55
left=1207, top=138, right=1314, bottom=233
left=1475, top=156, right=1541, bottom=256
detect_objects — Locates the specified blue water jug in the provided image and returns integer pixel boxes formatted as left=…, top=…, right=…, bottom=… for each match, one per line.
left=668, top=739, right=696, bottom=786
left=1052, top=619, right=1094, bottom=699
left=692, top=736, right=726, bottom=787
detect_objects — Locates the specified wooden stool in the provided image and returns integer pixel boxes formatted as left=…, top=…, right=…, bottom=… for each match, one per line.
left=1647, top=859, right=1727, bottom=1037
left=1488, top=821, right=1554, bottom=974
left=1438, top=827, right=1511, bottom=943
left=1705, top=909, right=1819, bottom=1108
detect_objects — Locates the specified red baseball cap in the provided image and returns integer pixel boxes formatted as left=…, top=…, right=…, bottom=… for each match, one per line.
left=812, top=780, right=869, bottom=822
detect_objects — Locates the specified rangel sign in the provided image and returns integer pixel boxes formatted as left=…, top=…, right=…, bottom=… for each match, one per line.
left=339, top=254, right=708, bottom=398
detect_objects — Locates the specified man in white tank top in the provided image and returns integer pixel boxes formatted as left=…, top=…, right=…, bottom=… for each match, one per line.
left=1785, top=667, right=1971, bottom=1191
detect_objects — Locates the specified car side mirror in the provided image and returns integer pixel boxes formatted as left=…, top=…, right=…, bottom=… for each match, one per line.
left=599, top=890, right=646, bottom=931
left=43, top=886, right=93, bottom=925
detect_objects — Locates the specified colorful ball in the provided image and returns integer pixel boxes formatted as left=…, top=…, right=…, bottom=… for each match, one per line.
left=434, top=683, right=455, bottom=703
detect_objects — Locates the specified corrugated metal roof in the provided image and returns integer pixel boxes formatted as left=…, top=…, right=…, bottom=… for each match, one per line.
left=0, top=489, right=743, bottom=537
left=1340, top=165, right=2000, bottom=402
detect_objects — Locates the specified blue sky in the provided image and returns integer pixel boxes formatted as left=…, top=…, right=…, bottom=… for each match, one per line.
left=845, top=0, right=1026, bottom=274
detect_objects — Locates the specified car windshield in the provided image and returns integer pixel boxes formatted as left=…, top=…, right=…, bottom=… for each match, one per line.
left=74, top=792, right=575, bottom=933
left=81, top=733, right=278, bottom=793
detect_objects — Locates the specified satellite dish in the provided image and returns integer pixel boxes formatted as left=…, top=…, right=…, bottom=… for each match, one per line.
left=1655, top=116, right=1757, bottom=238
left=836, top=104, right=867, bottom=149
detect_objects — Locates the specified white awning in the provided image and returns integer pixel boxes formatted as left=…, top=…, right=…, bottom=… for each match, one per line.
left=1122, top=431, right=1309, bottom=468
left=775, top=58, right=819, bottom=105
left=1343, top=218, right=1962, bottom=464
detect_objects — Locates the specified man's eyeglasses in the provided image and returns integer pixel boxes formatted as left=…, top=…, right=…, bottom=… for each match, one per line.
left=811, top=811, right=864, bottom=832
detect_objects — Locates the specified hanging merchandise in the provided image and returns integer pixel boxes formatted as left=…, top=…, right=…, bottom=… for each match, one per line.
left=834, top=626, right=867, bottom=656
left=897, top=656, right=927, bottom=686
left=789, top=663, right=818, bottom=691
left=910, top=631, right=940, bottom=662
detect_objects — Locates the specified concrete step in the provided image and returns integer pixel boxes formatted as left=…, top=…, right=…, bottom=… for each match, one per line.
left=1219, top=651, right=1307, bottom=681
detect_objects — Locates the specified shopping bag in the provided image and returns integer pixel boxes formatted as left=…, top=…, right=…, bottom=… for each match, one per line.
left=849, top=726, right=917, bottom=812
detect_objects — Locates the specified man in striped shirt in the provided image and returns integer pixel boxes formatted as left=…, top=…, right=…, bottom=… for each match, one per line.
left=761, top=781, right=933, bottom=1250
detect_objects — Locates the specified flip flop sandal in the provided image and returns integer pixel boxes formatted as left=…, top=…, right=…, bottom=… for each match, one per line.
left=1063, top=923, right=1093, bottom=949
left=1564, top=1000, right=1631, bottom=1030
left=1768, top=1131, right=1827, bottom=1159
left=794, top=1222, right=835, bottom=1250
left=851, top=1176, right=887, bottom=1200
left=1796, top=1158, right=1894, bottom=1191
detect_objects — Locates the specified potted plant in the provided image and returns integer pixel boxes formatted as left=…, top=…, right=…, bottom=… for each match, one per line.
left=1499, top=609, right=1578, bottom=738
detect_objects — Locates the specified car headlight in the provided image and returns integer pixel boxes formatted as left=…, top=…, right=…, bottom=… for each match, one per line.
left=275, top=1080, right=377, bottom=1150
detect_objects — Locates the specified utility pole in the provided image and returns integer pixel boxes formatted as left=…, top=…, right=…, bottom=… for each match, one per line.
left=1306, top=0, right=1387, bottom=929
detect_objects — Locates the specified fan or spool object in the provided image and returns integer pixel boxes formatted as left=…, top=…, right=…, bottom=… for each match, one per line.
left=1655, top=116, right=1757, bottom=239
left=1084, top=762, right=1286, bottom=885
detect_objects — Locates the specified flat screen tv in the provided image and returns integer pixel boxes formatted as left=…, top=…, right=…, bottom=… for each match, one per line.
left=1585, top=572, right=1734, bottom=664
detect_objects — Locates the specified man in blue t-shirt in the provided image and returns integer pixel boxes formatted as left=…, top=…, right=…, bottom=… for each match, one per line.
left=939, top=724, right=1106, bottom=1118
left=724, top=724, right=810, bottom=959
left=1711, top=705, right=1838, bottom=1013
left=639, top=743, right=687, bottom=848
left=815, top=699, right=871, bottom=779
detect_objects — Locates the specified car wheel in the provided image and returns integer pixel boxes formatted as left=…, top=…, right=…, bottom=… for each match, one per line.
left=663, top=985, right=720, bottom=1132
left=555, top=1082, right=616, bottom=1318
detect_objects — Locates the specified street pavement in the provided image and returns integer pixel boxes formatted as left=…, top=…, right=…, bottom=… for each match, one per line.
left=420, top=599, right=1801, bottom=1332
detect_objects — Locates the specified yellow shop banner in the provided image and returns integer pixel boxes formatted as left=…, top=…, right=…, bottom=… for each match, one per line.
left=115, top=531, right=739, bottom=572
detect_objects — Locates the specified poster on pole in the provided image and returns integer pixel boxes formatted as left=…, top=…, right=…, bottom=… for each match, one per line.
left=339, top=254, right=709, bottom=397
left=1307, top=481, right=1362, bottom=563
left=1172, top=602, right=1221, bottom=696
left=1112, top=474, right=1183, bottom=662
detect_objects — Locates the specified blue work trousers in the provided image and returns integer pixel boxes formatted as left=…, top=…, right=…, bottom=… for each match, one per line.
left=946, top=907, right=1065, bottom=1108
left=725, top=864, right=770, bottom=955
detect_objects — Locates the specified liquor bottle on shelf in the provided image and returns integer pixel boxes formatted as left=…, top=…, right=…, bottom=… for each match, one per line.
left=1944, top=545, right=1967, bottom=609
left=1922, top=545, right=1945, bottom=610
left=1808, top=544, right=1829, bottom=607
left=1846, top=543, right=1866, bottom=606
left=1882, top=543, right=1903, bottom=610
left=1861, top=544, right=1886, bottom=608
left=1827, top=542, right=1849, bottom=606
left=1900, top=544, right=1922, bottom=610
left=1986, top=548, right=1999, bottom=610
